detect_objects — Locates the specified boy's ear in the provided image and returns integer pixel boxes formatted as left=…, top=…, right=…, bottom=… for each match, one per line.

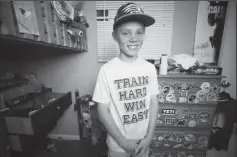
left=112, top=31, right=118, bottom=42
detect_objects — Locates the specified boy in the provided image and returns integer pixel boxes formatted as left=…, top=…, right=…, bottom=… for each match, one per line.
left=93, top=2, right=159, bottom=157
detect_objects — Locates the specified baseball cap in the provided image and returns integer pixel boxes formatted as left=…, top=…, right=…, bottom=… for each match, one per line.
left=113, top=2, right=155, bottom=30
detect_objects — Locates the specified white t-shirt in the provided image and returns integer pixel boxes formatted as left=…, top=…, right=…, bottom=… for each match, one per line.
left=92, top=57, right=159, bottom=152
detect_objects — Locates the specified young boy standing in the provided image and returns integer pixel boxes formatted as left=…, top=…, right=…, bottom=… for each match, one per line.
left=93, top=2, right=159, bottom=157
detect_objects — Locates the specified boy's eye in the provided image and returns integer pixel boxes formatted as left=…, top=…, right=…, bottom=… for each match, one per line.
left=137, top=30, right=145, bottom=35
left=121, top=31, right=130, bottom=35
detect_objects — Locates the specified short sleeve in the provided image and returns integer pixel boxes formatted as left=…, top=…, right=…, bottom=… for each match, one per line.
left=92, top=68, right=111, bottom=104
left=148, top=65, right=160, bottom=95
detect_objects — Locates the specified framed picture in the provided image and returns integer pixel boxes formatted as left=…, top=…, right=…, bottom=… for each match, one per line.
left=193, top=1, right=228, bottom=65
left=13, top=1, right=39, bottom=35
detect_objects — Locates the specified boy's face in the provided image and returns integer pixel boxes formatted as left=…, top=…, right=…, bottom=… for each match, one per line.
left=113, top=21, right=145, bottom=58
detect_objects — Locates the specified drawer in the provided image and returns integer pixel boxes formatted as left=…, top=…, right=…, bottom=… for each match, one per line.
left=3, top=92, right=72, bottom=135
left=31, top=92, right=72, bottom=135
left=1, top=82, right=42, bottom=101
left=156, top=103, right=216, bottom=129
left=157, top=77, right=221, bottom=104
left=149, top=149, right=206, bottom=157
left=151, top=129, right=210, bottom=151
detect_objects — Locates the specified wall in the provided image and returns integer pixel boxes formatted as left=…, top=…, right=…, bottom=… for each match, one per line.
left=0, top=1, right=235, bottom=138
left=218, top=1, right=236, bottom=99
left=171, top=1, right=198, bottom=56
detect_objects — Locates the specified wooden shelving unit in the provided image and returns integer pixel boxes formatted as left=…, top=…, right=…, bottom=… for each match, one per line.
left=0, top=1, right=88, bottom=53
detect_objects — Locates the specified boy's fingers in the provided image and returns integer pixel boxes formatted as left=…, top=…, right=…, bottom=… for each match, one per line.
left=134, top=143, right=143, bottom=153
left=139, top=148, right=149, bottom=157
left=138, top=139, right=142, bottom=144
left=137, top=148, right=145, bottom=157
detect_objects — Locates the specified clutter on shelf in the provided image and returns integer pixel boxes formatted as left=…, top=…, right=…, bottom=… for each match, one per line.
left=218, top=80, right=231, bottom=101
left=150, top=54, right=223, bottom=75
left=73, top=91, right=106, bottom=146
left=74, top=93, right=95, bottom=129
left=0, top=1, right=89, bottom=52
left=51, top=1, right=75, bottom=23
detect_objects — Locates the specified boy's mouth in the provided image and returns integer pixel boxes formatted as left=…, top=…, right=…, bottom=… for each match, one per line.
left=127, top=45, right=139, bottom=50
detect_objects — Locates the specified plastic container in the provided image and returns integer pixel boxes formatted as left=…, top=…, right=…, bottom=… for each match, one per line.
left=159, top=54, right=168, bottom=75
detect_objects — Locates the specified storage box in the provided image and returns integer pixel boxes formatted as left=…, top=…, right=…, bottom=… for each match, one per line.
left=151, top=129, right=210, bottom=151
left=156, top=103, right=216, bottom=129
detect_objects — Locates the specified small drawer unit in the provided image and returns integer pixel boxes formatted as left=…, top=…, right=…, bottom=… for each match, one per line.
left=156, top=103, right=216, bottom=129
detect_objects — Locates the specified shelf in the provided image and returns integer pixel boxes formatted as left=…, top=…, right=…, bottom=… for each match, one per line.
left=0, top=1, right=88, bottom=54
left=0, top=34, right=85, bottom=54
left=158, top=74, right=224, bottom=79
left=158, top=102, right=217, bottom=105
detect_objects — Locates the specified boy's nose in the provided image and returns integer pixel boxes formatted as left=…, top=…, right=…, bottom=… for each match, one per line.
left=129, top=34, right=138, bottom=42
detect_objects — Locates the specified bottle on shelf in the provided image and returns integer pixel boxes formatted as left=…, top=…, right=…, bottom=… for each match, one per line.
left=159, top=54, right=168, bottom=75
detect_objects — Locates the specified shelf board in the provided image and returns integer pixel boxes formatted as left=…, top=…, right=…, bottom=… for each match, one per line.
left=0, top=34, right=86, bottom=54
left=158, top=74, right=224, bottom=79
left=158, top=102, right=217, bottom=106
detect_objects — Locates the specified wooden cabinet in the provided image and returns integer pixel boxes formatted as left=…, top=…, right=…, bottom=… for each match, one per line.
left=0, top=1, right=87, bottom=53
left=150, top=75, right=222, bottom=157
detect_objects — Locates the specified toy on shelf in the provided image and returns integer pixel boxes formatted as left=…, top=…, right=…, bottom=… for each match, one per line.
left=218, top=80, right=231, bottom=101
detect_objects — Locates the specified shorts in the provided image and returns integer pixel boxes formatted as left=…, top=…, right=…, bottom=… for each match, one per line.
left=108, top=148, right=149, bottom=157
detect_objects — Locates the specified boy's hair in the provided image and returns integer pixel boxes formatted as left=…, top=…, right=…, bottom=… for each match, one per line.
left=113, top=2, right=155, bottom=30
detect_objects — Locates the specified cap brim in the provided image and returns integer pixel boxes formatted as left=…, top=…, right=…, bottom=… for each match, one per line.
left=113, top=14, right=155, bottom=29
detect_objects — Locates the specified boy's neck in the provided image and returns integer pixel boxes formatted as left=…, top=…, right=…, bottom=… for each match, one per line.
left=118, top=54, right=138, bottom=63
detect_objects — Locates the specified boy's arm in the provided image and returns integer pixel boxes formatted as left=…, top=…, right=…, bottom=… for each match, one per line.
left=145, top=95, right=159, bottom=141
left=97, top=102, right=139, bottom=154
left=145, top=65, right=159, bottom=141
left=134, top=95, right=158, bottom=156
left=135, top=65, right=159, bottom=156
left=146, top=95, right=159, bottom=142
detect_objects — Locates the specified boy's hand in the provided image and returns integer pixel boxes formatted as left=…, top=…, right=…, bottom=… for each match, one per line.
left=134, top=137, right=151, bottom=157
left=119, top=139, right=140, bottom=155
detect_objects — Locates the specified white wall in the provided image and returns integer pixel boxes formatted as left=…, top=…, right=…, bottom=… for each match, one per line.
left=171, top=1, right=198, bottom=56
left=219, top=1, right=236, bottom=99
